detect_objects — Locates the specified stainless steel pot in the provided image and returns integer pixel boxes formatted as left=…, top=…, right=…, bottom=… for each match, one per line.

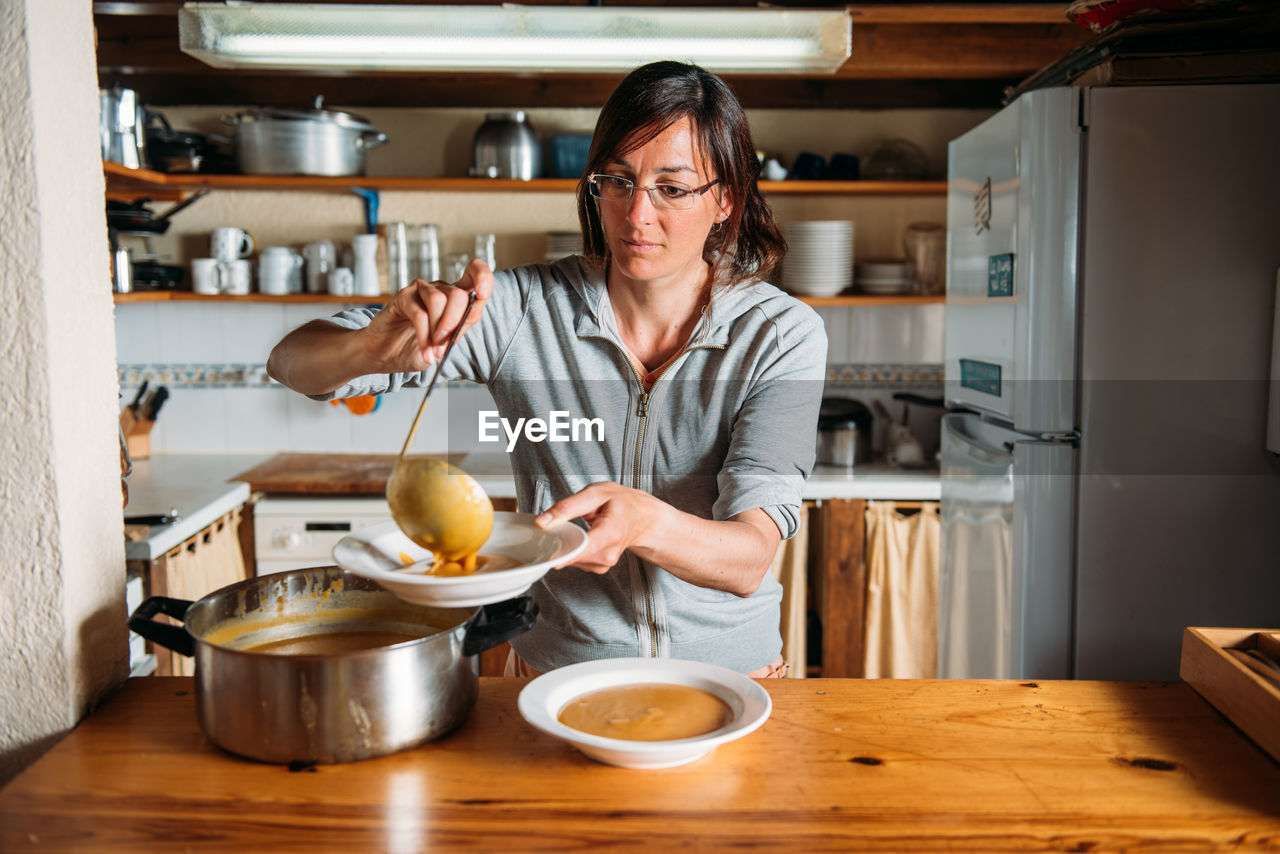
left=817, top=397, right=873, bottom=468
left=223, top=96, right=388, bottom=176
left=129, top=567, right=536, bottom=764
left=469, top=111, right=541, bottom=180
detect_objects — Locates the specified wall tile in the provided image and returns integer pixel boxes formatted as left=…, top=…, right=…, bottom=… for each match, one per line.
left=113, top=303, right=159, bottom=365
left=284, top=390, right=354, bottom=452
left=150, top=387, right=229, bottom=452
left=222, top=388, right=292, bottom=452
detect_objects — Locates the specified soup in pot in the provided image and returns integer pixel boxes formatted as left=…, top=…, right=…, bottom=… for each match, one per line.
left=558, top=683, right=733, bottom=741
left=243, top=630, right=422, bottom=655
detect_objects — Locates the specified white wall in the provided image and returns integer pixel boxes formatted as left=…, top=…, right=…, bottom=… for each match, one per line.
left=1, top=0, right=128, bottom=785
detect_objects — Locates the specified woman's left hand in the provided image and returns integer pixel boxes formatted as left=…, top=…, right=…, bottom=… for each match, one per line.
left=535, top=482, right=663, bottom=574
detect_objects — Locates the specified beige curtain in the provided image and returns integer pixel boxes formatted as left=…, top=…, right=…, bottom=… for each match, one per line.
left=154, top=508, right=247, bottom=676
left=862, top=501, right=940, bottom=678
left=768, top=503, right=810, bottom=678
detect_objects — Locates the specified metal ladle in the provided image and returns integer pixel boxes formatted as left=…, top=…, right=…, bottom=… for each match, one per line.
left=385, top=291, right=493, bottom=561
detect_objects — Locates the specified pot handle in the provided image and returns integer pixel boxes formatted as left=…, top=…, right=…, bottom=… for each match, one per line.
left=461, top=595, right=539, bottom=657
left=128, top=596, right=196, bottom=657
left=358, top=131, right=389, bottom=151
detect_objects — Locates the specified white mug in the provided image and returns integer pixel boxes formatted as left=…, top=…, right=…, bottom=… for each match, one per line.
left=329, top=266, right=354, bottom=297
left=190, top=257, right=220, bottom=294
left=258, top=246, right=303, bottom=296
left=351, top=233, right=382, bottom=297
left=302, top=239, right=338, bottom=294
left=219, top=258, right=251, bottom=295
left=210, top=227, right=255, bottom=263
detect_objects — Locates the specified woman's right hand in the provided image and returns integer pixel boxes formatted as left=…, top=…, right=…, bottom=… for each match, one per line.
left=361, top=258, right=494, bottom=373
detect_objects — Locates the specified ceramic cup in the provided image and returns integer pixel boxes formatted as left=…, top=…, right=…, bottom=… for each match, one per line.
left=302, top=239, right=338, bottom=294
left=259, top=246, right=303, bottom=296
left=219, top=258, right=252, bottom=295
left=210, top=227, right=255, bottom=263
left=329, top=266, right=354, bottom=297
left=190, top=257, right=220, bottom=294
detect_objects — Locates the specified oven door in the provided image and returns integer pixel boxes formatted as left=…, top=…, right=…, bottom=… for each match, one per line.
left=253, top=496, right=392, bottom=575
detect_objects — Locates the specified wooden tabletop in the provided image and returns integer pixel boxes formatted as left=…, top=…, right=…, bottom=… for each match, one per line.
left=2, top=678, right=1278, bottom=851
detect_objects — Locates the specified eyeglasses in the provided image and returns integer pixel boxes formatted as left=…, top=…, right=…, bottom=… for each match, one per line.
left=586, top=173, right=722, bottom=211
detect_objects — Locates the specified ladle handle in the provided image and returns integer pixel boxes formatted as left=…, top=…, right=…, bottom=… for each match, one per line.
left=399, top=289, right=477, bottom=459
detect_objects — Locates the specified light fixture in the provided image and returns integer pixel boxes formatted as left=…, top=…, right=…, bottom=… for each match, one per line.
left=178, top=3, right=852, bottom=74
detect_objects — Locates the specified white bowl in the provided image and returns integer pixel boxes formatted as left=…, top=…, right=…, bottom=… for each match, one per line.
left=332, top=512, right=587, bottom=608
left=517, top=657, right=772, bottom=769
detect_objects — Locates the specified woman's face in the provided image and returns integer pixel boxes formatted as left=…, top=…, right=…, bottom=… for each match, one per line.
left=596, top=117, right=731, bottom=292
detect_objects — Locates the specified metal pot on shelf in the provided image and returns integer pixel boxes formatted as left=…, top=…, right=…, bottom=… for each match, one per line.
left=223, top=96, right=389, bottom=176
left=129, top=567, right=537, bottom=764
left=469, top=111, right=541, bottom=180
left=816, top=397, right=874, bottom=468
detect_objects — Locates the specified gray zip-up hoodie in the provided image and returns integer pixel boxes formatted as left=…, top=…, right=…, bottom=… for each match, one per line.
left=318, top=255, right=827, bottom=673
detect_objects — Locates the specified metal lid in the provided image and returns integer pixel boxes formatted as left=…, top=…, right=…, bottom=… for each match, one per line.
left=236, top=96, right=379, bottom=132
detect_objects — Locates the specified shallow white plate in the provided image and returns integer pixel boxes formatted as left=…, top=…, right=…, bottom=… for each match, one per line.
left=332, top=511, right=587, bottom=608
left=517, top=657, right=772, bottom=769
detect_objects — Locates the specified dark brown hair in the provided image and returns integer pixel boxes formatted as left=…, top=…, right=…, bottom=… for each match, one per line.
left=576, top=61, right=785, bottom=287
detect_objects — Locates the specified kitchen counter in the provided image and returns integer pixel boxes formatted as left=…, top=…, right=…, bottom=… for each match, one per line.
left=123, top=454, right=270, bottom=560
left=2, top=677, right=1277, bottom=850
left=228, top=451, right=942, bottom=502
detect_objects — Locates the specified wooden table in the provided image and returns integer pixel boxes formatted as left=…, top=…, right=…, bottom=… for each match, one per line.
left=3, top=678, right=1278, bottom=851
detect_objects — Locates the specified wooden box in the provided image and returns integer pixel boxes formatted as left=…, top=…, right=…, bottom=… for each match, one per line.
left=1180, top=627, right=1280, bottom=764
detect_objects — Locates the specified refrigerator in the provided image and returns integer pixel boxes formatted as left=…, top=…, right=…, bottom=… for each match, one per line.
left=939, top=83, right=1280, bottom=681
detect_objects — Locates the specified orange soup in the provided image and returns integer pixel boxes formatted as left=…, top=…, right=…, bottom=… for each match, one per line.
left=558, top=683, right=733, bottom=741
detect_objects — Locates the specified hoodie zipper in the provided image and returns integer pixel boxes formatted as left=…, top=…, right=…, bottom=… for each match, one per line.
left=581, top=333, right=719, bottom=659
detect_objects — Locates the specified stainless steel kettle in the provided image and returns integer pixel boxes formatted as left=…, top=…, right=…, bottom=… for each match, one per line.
left=469, top=111, right=541, bottom=180
left=99, top=84, right=148, bottom=169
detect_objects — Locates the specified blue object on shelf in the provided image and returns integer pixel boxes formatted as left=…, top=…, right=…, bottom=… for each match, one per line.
left=549, top=133, right=592, bottom=178
left=349, top=187, right=380, bottom=234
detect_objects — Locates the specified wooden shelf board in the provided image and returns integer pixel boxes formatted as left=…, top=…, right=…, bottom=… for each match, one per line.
left=103, top=163, right=946, bottom=198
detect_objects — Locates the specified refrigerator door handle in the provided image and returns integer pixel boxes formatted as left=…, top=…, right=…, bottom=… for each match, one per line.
left=1001, top=429, right=1081, bottom=453
left=943, top=413, right=1013, bottom=465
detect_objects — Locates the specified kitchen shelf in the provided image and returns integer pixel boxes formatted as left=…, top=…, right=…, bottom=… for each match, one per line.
left=103, top=162, right=946, bottom=199
left=113, top=291, right=945, bottom=307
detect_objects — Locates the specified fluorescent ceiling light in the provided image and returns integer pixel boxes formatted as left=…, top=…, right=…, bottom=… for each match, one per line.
left=178, top=3, right=852, bottom=74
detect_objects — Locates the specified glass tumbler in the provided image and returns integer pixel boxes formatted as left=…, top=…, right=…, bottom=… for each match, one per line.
left=903, top=222, right=946, bottom=295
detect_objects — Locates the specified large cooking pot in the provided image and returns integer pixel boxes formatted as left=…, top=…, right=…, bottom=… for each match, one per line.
left=223, top=96, right=388, bottom=176
left=817, top=396, right=874, bottom=468
left=129, top=567, right=536, bottom=764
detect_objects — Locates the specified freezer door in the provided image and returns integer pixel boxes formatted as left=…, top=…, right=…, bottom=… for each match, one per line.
left=945, top=88, right=1081, bottom=433
left=939, top=413, right=1077, bottom=678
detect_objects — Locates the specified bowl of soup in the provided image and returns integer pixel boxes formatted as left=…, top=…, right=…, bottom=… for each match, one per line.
left=517, top=657, right=772, bottom=768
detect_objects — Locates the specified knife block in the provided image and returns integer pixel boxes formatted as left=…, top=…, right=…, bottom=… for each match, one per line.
left=120, top=407, right=154, bottom=460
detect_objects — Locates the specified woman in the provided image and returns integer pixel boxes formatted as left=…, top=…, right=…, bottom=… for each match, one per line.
left=267, top=61, right=827, bottom=678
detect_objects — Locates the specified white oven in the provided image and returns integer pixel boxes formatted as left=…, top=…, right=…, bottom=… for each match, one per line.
left=253, top=496, right=392, bottom=575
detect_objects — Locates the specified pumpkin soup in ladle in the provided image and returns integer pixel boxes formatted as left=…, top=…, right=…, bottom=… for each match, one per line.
left=387, top=456, right=497, bottom=575
left=385, top=290, right=499, bottom=576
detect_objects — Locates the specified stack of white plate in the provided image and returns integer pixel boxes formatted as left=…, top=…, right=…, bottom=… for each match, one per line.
left=855, top=259, right=913, bottom=295
left=545, top=231, right=582, bottom=263
left=780, top=221, right=854, bottom=297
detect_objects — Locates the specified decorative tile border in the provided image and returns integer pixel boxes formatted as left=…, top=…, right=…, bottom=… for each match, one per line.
left=826, top=362, right=943, bottom=389
left=118, top=363, right=273, bottom=389
left=119, top=361, right=945, bottom=391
